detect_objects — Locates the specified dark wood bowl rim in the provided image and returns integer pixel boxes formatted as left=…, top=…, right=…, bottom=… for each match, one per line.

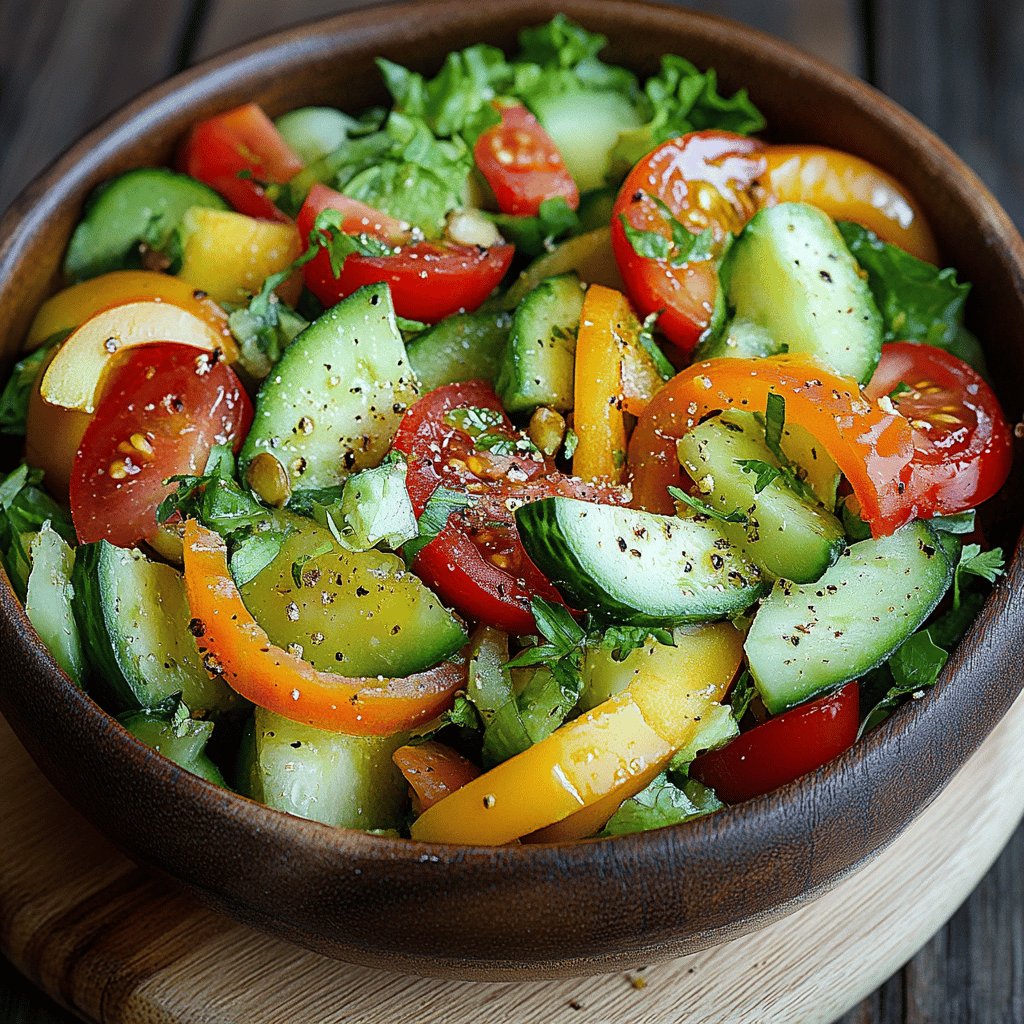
left=0, top=0, right=1022, bottom=954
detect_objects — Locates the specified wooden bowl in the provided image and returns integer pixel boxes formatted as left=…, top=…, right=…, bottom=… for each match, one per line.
left=0, top=0, right=1022, bottom=981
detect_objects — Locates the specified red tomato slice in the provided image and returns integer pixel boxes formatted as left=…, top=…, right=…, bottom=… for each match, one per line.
left=393, top=740, right=481, bottom=813
left=179, top=103, right=304, bottom=222
left=690, top=682, right=860, bottom=803
left=296, top=184, right=514, bottom=322
left=864, top=342, right=1013, bottom=516
left=391, top=381, right=622, bottom=633
left=473, top=103, right=579, bottom=216
left=611, top=131, right=767, bottom=355
left=70, top=344, right=252, bottom=547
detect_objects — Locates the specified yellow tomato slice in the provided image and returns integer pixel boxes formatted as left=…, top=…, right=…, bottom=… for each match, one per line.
left=25, top=270, right=231, bottom=351
left=410, top=622, right=743, bottom=845
left=40, top=300, right=234, bottom=414
left=177, top=206, right=301, bottom=305
left=763, top=145, right=939, bottom=263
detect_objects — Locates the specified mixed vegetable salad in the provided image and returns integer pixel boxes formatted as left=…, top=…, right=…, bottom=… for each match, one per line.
left=3, top=17, right=1015, bottom=844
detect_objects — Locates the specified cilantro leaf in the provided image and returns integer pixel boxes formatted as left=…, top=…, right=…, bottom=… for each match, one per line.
left=637, top=312, right=675, bottom=380
left=954, top=543, right=1006, bottom=608
left=667, top=485, right=748, bottom=524
left=403, top=486, right=472, bottom=563
left=601, top=772, right=722, bottom=836
left=618, top=207, right=715, bottom=269
left=598, top=625, right=675, bottom=663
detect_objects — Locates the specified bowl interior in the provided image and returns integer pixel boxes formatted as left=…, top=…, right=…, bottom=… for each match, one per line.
left=0, top=0, right=1022, bottom=979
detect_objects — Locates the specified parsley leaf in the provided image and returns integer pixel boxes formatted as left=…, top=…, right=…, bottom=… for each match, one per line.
left=619, top=207, right=715, bottom=268
left=667, top=484, right=748, bottom=524
left=637, top=312, right=676, bottom=380
left=598, top=625, right=675, bottom=663
left=488, top=197, right=579, bottom=257
left=506, top=596, right=586, bottom=696
left=928, top=510, right=976, bottom=535
left=735, top=459, right=782, bottom=494
left=444, top=405, right=507, bottom=437
left=763, top=392, right=786, bottom=460
left=403, top=486, right=472, bottom=563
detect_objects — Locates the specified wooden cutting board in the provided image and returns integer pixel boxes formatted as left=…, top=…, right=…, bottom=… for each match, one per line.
left=2, top=696, right=1023, bottom=1024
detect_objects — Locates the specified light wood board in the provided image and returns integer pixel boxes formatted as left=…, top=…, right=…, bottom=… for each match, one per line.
left=2, top=694, right=1023, bottom=1024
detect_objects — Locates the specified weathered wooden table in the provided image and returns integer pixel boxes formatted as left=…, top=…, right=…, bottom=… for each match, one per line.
left=1, top=1, right=1021, bottom=1021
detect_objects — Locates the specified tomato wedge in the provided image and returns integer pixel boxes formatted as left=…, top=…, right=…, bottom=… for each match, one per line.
left=864, top=342, right=1013, bottom=516
left=393, top=740, right=481, bottom=813
left=473, top=103, right=579, bottom=216
left=690, top=683, right=859, bottom=803
left=296, top=183, right=514, bottom=323
left=69, top=344, right=252, bottom=547
left=181, top=520, right=467, bottom=734
left=179, top=103, right=303, bottom=222
left=392, top=381, right=623, bottom=633
left=628, top=355, right=917, bottom=536
left=611, top=131, right=767, bottom=355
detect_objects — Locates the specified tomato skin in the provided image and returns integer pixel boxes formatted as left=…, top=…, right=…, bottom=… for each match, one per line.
left=690, top=683, right=859, bottom=803
left=70, top=344, right=252, bottom=547
left=611, top=131, right=767, bottom=355
left=392, top=381, right=623, bottom=632
left=179, top=103, right=303, bottom=222
left=473, top=103, right=579, bottom=216
left=296, top=185, right=514, bottom=322
left=393, top=740, right=481, bottom=813
left=864, top=342, right=1013, bottom=516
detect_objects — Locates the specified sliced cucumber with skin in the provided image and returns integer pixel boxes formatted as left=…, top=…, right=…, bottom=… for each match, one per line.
left=526, top=89, right=642, bottom=192
left=72, top=542, right=239, bottom=714
left=699, top=202, right=883, bottom=384
left=496, top=273, right=585, bottom=413
left=274, top=106, right=359, bottom=165
left=780, top=424, right=841, bottom=510
left=677, top=411, right=845, bottom=582
left=24, top=524, right=84, bottom=684
left=240, top=283, right=419, bottom=491
left=119, top=708, right=226, bottom=786
left=64, top=168, right=228, bottom=282
left=240, top=707, right=408, bottom=829
left=745, top=522, right=958, bottom=713
left=516, top=497, right=763, bottom=626
left=239, top=513, right=466, bottom=678
left=504, top=227, right=623, bottom=308
left=406, top=310, right=510, bottom=391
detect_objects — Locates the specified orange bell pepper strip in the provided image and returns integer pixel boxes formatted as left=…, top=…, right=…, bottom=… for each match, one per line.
left=181, top=520, right=466, bottom=735
left=393, top=740, right=481, bottom=814
left=762, top=145, right=939, bottom=264
left=25, top=270, right=233, bottom=351
left=571, top=285, right=664, bottom=484
left=627, top=355, right=916, bottom=537
left=410, top=622, right=742, bottom=846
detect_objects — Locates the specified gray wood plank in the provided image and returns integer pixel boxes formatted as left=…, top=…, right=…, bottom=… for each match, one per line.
left=873, top=0, right=1024, bottom=227
left=0, top=0, right=199, bottom=212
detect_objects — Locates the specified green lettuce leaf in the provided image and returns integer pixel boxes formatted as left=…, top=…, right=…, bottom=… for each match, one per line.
left=0, top=332, right=68, bottom=436
left=601, top=772, right=722, bottom=836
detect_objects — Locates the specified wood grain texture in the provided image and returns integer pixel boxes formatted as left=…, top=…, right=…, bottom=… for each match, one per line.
left=0, top=694, right=1022, bottom=1024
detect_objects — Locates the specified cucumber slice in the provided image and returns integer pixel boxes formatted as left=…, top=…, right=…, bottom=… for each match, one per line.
left=24, top=524, right=84, bottom=684
left=240, top=707, right=408, bottom=829
left=72, top=542, right=239, bottom=714
left=504, top=227, right=622, bottom=308
left=745, top=522, right=958, bottom=713
left=496, top=273, right=585, bottom=413
left=274, top=106, right=358, bottom=165
left=119, top=707, right=226, bottom=786
left=526, top=89, right=642, bottom=192
left=64, top=168, right=228, bottom=282
left=406, top=310, right=510, bottom=391
left=240, top=283, right=418, bottom=491
left=676, top=411, right=845, bottom=582
left=516, top=497, right=763, bottom=626
left=701, top=202, right=883, bottom=384
left=239, top=513, right=465, bottom=678
left=779, top=424, right=841, bottom=510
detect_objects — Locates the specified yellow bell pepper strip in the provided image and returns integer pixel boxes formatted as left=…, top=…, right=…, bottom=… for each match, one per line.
left=181, top=520, right=466, bottom=735
left=627, top=355, right=917, bottom=537
left=39, top=300, right=235, bottom=414
left=410, top=621, right=743, bottom=846
left=572, top=285, right=666, bottom=484
left=762, top=145, right=939, bottom=264
left=177, top=206, right=302, bottom=305
left=393, top=740, right=482, bottom=814
left=24, top=270, right=232, bottom=351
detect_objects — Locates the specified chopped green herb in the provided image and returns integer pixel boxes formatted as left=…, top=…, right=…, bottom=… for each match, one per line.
left=735, top=458, right=782, bottom=494
left=291, top=540, right=333, bottom=588
left=667, top=484, right=748, bottom=524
